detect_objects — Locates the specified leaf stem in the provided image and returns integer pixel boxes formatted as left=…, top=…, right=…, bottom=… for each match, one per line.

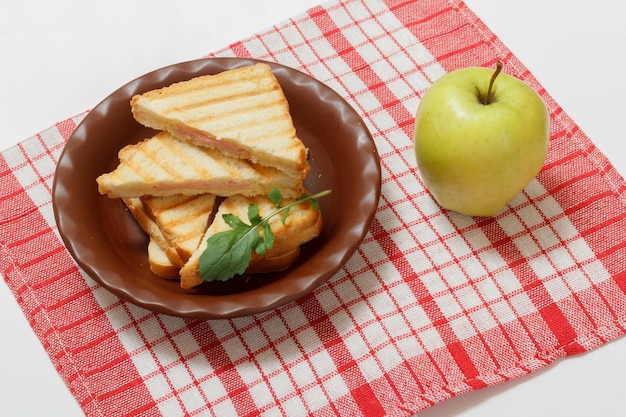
left=263, top=189, right=332, bottom=225
left=198, top=189, right=332, bottom=282
left=234, top=189, right=331, bottom=251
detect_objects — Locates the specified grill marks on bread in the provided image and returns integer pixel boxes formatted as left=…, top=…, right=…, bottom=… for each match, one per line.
left=179, top=194, right=323, bottom=289
left=130, top=63, right=310, bottom=179
left=123, top=192, right=322, bottom=288
left=96, top=131, right=304, bottom=199
left=99, top=63, right=321, bottom=287
left=141, top=193, right=218, bottom=262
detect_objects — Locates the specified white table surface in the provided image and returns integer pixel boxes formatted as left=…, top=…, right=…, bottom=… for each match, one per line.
left=1, top=1, right=625, bottom=416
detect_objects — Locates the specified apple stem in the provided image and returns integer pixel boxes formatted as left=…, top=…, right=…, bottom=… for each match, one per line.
left=483, top=60, right=502, bottom=105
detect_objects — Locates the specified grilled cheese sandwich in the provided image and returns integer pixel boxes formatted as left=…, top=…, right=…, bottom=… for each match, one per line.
left=130, top=63, right=310, bottom=180
left=97, top=131, right=304, bottom=199
left=101, top=63, right=323, bottom=288
left=180, top=193, right=323, bottom=289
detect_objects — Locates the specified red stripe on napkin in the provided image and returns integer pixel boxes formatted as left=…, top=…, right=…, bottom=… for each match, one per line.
left=3, top=0, right=626, bottom=416
left=0, top=119, right=161, bottom=417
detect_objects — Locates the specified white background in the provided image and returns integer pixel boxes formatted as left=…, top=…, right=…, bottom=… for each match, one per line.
left=1, top=1, right=625, bottom=416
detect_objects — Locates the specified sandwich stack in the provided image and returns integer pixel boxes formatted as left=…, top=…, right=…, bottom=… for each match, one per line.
left=97, top=63, right=323, bottom=289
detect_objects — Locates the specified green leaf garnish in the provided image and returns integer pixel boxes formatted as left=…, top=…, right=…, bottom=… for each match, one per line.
left=268, top=188, right=283, bottom=208
left=198, top=188, right=331, bottom=282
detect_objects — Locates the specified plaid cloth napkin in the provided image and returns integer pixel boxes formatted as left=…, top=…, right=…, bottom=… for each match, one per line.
left=2, top=0, right=626, bottom=415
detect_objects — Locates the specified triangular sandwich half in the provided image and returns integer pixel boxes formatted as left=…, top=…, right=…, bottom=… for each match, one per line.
left=179, top=193, right=323, bottom=289
left=97, top=131, right=304, bottom=199
left=140, top=193, right=218, bottom=263
left=123, top=194, right=217, bottom=279
left=130, top=63, right=310, bottom=180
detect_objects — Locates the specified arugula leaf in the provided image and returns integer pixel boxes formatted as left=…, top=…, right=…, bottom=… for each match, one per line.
left=261, top=223, right=275, bottom=254
left=247, top=203, right=262, bottom=225
left=268, top=188, right=283, bottom=208
left=198, top=188, right=331, bottom=282
left=198, top=228, right=257, bottom=281
left=223, top=213, right=248, bottom=229
left=308, top=195, right=319, bottom=211
left=280, top=206, right=291, bottom=225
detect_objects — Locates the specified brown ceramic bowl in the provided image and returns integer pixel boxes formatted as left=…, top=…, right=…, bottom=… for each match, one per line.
left=52, top=57, right=381, bottom=319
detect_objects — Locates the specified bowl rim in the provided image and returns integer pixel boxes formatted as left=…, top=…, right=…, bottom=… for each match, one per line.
left=52, top=57, right=381, bottom=319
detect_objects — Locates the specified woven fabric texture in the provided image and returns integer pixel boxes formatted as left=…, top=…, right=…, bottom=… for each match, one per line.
left=1, top=0, right=626, bottom=416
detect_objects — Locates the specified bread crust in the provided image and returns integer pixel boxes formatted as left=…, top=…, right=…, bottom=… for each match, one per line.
left=104, top=64, right=322, bottom=289
left=130, top=63, right=310, bottom=180
left=179, top=194, right=322, bottom=289
left=148, top=239, right=181, bottom=279
left=97, top=132, right=304, bottom=199
left=141, top=194, right=218, bottom=262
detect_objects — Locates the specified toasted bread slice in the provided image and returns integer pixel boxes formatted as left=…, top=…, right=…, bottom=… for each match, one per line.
left=125, top=194, right=217, bottom=275
left=244, top=247, right=302, bottom=274
left=97, top=131, right=304, bottom=199
left=148, top=239, right=180, bottom=279
left=148, top=240, right=302, bottom=282
left=180, top=193, right=323, bottom=289
left=141, top=193, right=218, bottom=263
left=123, top=197, right=185, bottom=268
left=130, top=63, right=310, bottom=180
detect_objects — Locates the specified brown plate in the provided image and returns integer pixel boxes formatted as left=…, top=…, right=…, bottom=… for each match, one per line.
left=52, top=57, right=381, bottom=319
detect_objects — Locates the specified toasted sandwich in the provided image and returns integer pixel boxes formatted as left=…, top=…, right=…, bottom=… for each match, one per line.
left=102, top=63, right=323, bottom=288
left=97, top=131, right=305, bottom=199
left=124, top=193, right=320, bottom=287
left=147, top=239, right=181, bottom=279
left=179, top=193, right=323, bottom=289
left=140, top=193, right=218, bottom=263
left=124, top=193, right=218, bottom=271
left=130, top=63, right=310, bottom=180
left=123, top=196, right=185, bottom=268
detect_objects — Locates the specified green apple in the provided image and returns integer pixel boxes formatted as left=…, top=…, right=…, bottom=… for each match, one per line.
left=413, top=62, right=550, bottom=217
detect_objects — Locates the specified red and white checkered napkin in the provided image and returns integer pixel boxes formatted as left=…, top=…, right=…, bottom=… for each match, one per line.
left=2, top=0, right=626, bottom=416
